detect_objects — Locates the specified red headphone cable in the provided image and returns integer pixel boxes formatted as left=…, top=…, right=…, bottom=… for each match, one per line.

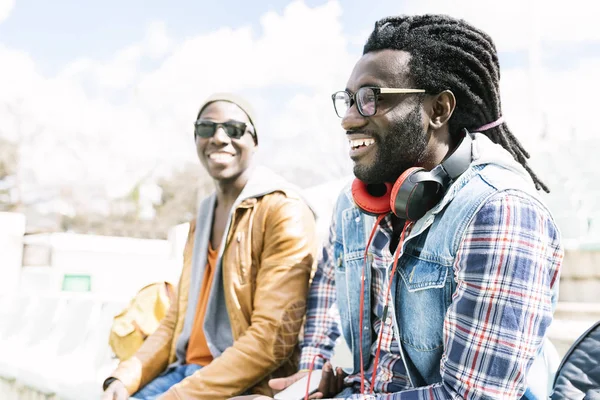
left=304, top=353, right=326, bottom=400
left=359, top=214, right=386, bottom=393
left=359, top=217, right=411, bottom=394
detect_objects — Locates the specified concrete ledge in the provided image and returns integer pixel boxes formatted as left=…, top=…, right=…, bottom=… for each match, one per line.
left=554, top=301, right=600, bottom=320
left=558, top=280, right=600, bottom=302
left=561, top=249, right=600, bottom=279
left=0, top=377, right=58, bottom=400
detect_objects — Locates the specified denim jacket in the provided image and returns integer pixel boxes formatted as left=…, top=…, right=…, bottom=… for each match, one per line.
left=301, top=133, right=563, bottom=399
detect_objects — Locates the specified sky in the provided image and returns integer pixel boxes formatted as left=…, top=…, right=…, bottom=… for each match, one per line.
left=0, top=0, right=598, bottom=226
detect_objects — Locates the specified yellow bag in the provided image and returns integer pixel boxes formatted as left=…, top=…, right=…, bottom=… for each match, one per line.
left=109, top=281, right=176, bottom=361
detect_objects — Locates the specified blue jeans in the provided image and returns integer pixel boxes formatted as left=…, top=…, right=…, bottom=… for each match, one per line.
left=131, top=364, right=202, bottom=400
left=333, top=386, right=537, bottom=399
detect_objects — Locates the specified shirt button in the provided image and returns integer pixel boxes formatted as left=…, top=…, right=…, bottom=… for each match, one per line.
left=355, top=216, right=361, bottom=222
left=386, top=317, right=392, bottom=325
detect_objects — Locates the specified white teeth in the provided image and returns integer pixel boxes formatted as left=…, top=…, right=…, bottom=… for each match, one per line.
left=349, top=138, right=375, bottom=149
left=209, top=153, right=234, bottom=162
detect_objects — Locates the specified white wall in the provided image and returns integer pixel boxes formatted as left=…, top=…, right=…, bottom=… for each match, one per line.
left=0, top=212, right=26, bottom=297
left=19, top=223, right=189, bottom=301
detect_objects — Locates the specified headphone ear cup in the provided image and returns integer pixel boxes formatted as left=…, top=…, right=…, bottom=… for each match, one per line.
left=351, top=179, right=393, bottom=215
left=390, top=167, right=423, bottom=220
left=390, top=167, right=445, bottom=221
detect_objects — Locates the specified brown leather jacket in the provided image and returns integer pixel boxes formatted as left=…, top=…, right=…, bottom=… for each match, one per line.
left=108, top=191, right=317, bottom=399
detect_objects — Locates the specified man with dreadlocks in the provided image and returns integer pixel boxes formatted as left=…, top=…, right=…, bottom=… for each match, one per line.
left=265, top=14, right=563, bottom=400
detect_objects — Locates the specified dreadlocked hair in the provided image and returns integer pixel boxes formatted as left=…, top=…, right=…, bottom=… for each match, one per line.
left=364, top=14, right=548, bottom=192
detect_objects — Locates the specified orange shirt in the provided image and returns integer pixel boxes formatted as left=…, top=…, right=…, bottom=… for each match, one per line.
left=185, top=243, right=218, bottom=366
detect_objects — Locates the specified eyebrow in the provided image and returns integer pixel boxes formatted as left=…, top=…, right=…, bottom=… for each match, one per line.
left=344, top=82, right=388, bottom=92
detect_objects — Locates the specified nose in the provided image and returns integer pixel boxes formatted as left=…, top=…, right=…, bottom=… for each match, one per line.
left=211, top=125, right=231, bottom=145
left=341, top=103, right=368, bottom=132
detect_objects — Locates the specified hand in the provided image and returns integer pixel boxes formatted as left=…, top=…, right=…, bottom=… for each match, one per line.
left=311, top=362, right=347, bottom=399
left=268, top=362, right=346, bottom=399
left=101, top=380, right=129, bottom=400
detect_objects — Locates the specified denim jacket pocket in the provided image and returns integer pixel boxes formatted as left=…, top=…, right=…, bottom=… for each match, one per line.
left=395, top=254, right=453, bottom=351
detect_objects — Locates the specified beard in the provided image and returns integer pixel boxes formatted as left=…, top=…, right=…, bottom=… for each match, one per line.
left=353, top=105, right=428, bottom=184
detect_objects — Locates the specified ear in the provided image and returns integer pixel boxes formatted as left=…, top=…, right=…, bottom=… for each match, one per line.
left=427, top=90, right=456, bottom=130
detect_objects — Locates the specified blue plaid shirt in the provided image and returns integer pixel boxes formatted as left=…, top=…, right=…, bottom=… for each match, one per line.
left=300, top=191, right=563, bottom=399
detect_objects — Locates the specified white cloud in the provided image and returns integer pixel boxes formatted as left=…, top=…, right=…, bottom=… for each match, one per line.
left=0, top=0, right=14, bottom=24
left=401, top=0, right=591, bottom=52
left=58, top=20, right=172, bottom=91
left=0, top=0, right=356, bottom=202
left=501, top=58, right=600, bottom=147
left=496, top=58, right=600, bottom=233
left=135, top=0, right=352, bottom=124
left=349, top=28, right=371, bottom=47
left=0, top=46, right=38, bottom=107
left=143, top=21, right=171, bottom=59
left=259, top=90, right=351, bottom=184
left=0, top=0, right=596, bottom=214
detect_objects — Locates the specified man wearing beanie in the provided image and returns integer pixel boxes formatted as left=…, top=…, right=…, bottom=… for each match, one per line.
left=102, top=93, right=318, bottom=400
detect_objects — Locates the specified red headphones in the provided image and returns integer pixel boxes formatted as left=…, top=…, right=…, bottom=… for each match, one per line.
left=352, top=131, right=474, bottom=221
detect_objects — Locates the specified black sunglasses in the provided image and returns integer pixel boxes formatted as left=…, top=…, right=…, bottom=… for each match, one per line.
left=194, top=120, right=255, bottom=140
